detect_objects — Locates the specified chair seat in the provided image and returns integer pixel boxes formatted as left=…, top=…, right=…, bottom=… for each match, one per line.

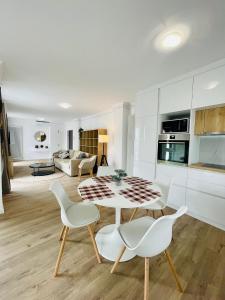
left=118, top=216, right=155, bottom=249
left=65, top=203, right=100, bottom=228
left=141, top=199, right=166, bottom=210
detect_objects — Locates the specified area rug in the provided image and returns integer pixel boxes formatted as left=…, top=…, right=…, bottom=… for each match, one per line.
left=12, top=160, right=66, bottom=184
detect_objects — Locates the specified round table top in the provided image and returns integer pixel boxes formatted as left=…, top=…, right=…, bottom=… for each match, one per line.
left=78, top=178, right=162, bottom=209
left=29, top=162, right=55, bottom=168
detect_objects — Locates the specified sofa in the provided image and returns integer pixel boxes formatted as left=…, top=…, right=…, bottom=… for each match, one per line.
left=53, top=150, right=92, bottom=177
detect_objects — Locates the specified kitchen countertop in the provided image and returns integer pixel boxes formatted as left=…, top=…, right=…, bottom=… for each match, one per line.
left=189, top=163, right=225, bottom=174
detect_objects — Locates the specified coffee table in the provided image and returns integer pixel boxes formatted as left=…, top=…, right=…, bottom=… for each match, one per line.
left=29, top=162, right=55, bottom=176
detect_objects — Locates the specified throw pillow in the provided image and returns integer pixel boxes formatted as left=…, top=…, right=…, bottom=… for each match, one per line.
left=77, top=152, right=87, bottom=159
left=59, top=151, right=70, bottom=159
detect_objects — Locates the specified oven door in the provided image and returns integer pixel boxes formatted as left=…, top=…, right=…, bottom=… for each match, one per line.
left=158, top=141, right=189, bottom=164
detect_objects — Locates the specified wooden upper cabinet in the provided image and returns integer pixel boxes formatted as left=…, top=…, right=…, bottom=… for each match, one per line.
left=195, top=110, right=205, bottom=135
left=195, top=106, right=225, bottom=135
left=204, top=106, right=225, bottom=134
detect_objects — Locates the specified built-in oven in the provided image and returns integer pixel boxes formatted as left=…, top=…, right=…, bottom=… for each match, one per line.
left=158, top=134, right=190, bottom=165
left=162, top=118, right=189, bottom=133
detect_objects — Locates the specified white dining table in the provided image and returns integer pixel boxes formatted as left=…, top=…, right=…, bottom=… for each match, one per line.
left=78, top=177, right=162, bottom=262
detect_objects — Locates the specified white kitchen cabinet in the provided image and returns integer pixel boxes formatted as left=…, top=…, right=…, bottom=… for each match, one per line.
left=134, top=116, right=157, bottom=164
left=187, top=169, right=225, bottom=230
left=133, top=161, right=155, bottom=181
left=133, top=89, right=158, bottom=180
left=193, top=64, right=225, bottom=108
left=156, top=163, right=188, bottom=208
left=159, top=77, right=193, bottom=114
left=136, top=89, right=158, bottom=117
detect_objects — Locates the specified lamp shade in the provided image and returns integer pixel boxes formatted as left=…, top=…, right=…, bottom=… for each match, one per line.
left=99, top=134, right=109, bottom=143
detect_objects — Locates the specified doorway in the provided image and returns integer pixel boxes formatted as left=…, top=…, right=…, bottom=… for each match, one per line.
left=67, top=130, right=73, bottom=150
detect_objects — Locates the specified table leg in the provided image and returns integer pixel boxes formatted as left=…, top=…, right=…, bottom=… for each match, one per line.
left=95, top=207, right=135, bottom=262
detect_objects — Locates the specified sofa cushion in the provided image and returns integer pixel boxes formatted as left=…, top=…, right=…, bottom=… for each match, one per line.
left=69, top=150, right=75, bottom=158
left=58, top=151, right=70, bottom=159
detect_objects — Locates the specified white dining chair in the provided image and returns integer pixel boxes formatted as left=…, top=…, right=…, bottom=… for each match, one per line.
left=78, top=155, right=97, bottom=181
left=50, top=181, right=101, bottom=277
left=111, top=206, right=188, bottom=300
left=97, top=166, right=116, bottom=176
left=129, top=179, right=172, bottom=221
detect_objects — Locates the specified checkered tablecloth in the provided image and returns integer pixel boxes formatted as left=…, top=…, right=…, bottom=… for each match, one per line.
left=92, top=176, right=113, bottom=184
left=123, top=177, right=152, bottom=187
left=119, top=186, right=161, bottom=204
left=78, top=184, right=115, bottom=201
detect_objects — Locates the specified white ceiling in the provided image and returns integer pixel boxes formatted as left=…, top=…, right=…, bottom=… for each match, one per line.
left=1, top=0, right=225, bottom=122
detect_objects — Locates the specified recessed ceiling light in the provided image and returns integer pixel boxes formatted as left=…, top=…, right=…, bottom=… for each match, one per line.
left=162, top=33, right=182, bottom=48
left=205, top=81, right=219, bottom=90
left=58, top=102, right=72, bottom=109
left=154, top=24, right=190, bottom=52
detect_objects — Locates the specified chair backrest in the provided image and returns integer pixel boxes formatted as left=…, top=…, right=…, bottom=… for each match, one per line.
left=89, top=155, right=97, bottom=168
left=97, top=166, right=116, bottom=176
left=154, top=178, right=173, bottom=205
left=49, top=181, right=74, bottom=225
left=78, top=155, right=97, bottom=169
left=129, top=206, right=187, bottom=257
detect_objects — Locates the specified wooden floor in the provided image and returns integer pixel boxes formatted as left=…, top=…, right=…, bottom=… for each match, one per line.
left=1, top=162, right=225, bottom=300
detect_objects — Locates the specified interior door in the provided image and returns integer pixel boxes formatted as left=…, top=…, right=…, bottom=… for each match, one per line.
left=67, top=130, right=73, bottom=150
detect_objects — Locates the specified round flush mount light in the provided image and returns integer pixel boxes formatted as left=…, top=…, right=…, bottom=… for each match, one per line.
left=205, top=81, right=219, bottom=90
left=58, top=102, right=72, bottom=109
left=161, top=32, right=182, bottom=48
left=154, top=24, right=190, bottom=52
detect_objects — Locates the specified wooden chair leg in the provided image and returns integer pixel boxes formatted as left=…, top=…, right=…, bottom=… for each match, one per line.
left=97, top=206, right=102, bottom=225
left=129, top=208, right=138, bottom=222
left=164, top=250, right=184, bottom=293
left=54, top=226, right=69, bottom=277
left=90, top=168, right=93, bottom=177
left=144, top=257, right=150, bottom=300
left=78, top=168, right=82, bottom=181
left=87, top=225, right=101, bottom=264
left=59, top=225, right=66, bottom=241
left=121, top=209, right=126, bottom=223
left=111, top=246, right=126, bottom=274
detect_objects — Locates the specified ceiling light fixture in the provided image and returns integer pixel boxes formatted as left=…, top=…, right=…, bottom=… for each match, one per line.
left=162, top=32, right=182, bottom=48
left=58, top=102, right=72, bottom=109
left=205, top=81, right=219, bottom=90
left=154, top=24, right=190, bottom=52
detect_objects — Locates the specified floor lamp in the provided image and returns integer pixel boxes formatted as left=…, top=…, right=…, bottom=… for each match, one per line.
left=99, top=134, right=109, bottom=166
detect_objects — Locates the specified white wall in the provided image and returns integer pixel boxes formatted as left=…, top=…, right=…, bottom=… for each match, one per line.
left=8, top=117, right=64, bottom=160
left=64, top=118, right=80, bottom=150
left=79, top=102, right=130, bottom=169
left=0, top=61, right=3, bottom=83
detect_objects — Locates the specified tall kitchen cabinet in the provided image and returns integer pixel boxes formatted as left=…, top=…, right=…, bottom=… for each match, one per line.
left=133, top=89, right=158, bottom=180
left=159, top=77, right=193, bottom=114
left=193, top=64, right=225, bottom=108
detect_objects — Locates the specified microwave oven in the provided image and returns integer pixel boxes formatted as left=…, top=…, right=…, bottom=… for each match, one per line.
left=161, top=118, right=189, bottom=133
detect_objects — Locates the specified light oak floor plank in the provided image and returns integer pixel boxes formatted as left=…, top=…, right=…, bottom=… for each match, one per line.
left=0, top=161, right=225, bottom=300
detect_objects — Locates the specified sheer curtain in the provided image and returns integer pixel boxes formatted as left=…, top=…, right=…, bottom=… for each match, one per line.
left=9, top=127, right=23, bottom=160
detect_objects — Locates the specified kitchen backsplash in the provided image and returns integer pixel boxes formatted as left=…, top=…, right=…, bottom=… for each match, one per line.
left=199, top=136, right=225, bottom=165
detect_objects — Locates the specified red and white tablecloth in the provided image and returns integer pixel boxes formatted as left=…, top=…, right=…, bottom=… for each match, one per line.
left=119, top=186, right=161, bottom=204
left=78, top=184, right=115, bottom=201
left=92, top=176, right=113, bottom=184
left=123, top=176, right=152, bottom=187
